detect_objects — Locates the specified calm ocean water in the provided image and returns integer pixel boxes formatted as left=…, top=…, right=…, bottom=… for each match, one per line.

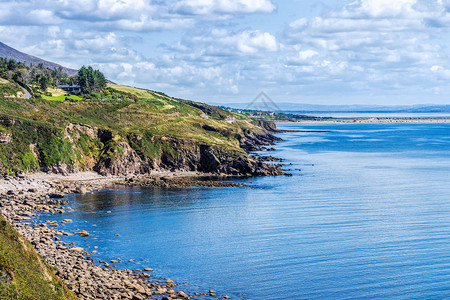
left=40, top=123, right=450, bottom=299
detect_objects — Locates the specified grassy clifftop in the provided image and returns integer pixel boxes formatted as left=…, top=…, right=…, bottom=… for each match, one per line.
left=0, top=215, right=77, bottom=299
left=0, top=83, right=278, bottom=175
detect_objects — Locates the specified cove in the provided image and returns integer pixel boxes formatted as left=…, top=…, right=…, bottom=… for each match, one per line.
left=38, top=123, right=450, bottom=299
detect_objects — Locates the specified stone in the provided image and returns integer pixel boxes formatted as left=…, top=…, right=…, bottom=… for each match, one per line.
left=70, top=247, right=84, bottom=252
left=48, top=192, right=65, bottom=198
left=77, top=230, right=89, bottom=237
left=177, top=291, right=189, bottom=298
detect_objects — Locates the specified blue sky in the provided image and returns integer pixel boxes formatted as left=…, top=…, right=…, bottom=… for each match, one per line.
left=1, top=0, right=450, bottom=105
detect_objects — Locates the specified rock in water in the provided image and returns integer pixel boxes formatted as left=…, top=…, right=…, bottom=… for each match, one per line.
left=76, top=230, right=89, bottom=237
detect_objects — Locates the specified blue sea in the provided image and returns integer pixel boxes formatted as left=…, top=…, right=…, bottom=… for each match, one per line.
left=39, top=123, right=450, bottom=299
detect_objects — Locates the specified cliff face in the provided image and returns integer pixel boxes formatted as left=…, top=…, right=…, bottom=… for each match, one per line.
left=0, top=115, right=282, bottom=177
left=0, top=84, right=283, bottom=177
left=88, top=123, right=282, bottom=176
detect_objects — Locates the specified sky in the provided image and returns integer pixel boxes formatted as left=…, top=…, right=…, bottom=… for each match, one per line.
left=1, top=0, right=450, bottom=105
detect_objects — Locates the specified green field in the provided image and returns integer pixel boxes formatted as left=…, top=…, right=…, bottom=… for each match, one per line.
left=41, top=94, right=83, bottom=101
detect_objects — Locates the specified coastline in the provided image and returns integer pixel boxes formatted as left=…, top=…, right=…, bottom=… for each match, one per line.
left=275, top=117, right=450, bottom=125
left=0, top=148, right=287, bottom=299
left=0, top=120, right=285, bottom=299
left=0, top=171, right=243, bottom=299
left=0, top=190, right=193, bottom=300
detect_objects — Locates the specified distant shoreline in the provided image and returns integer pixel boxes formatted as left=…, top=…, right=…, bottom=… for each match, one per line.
left=276, top=117, right=450, bottom=125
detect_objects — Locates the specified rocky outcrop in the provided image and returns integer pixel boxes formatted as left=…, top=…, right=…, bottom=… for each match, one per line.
left=1, top=118, right=284, bottom=177
left=95, top=141, right=148, bottom=176
left=42, top=163, right=78, bottom=175
left=0, top=133, right=11, bottom=144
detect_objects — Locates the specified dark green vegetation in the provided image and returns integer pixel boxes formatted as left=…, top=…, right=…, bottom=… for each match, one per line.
left=0, top=57, right=71, bottom=94
left=0, top=216, right=78, bottom=299
left=0, top=57, right=113, bottom=101
left=76, top=66, right=106, bottom=94
left=221, top=106, right=332, bottom=122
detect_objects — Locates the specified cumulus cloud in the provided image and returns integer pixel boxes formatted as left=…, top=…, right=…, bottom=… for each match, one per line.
left=172, top=0, right=276, bottom=15
left=172, top=29, right=278, bottom=59
left=282, top=0, right=450, bottom=91
left=2, top=0, right=450, bottom=104
left=340, top=0, right=419, bottom=18
left=0, top=2, right=61, bottom=25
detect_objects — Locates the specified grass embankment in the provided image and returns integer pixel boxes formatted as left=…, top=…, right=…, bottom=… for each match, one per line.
left=0, top=79, right=22, bottom=98
left=0, top=215, right=77, bottom=299
left=0, top=84, right=266, bottom=174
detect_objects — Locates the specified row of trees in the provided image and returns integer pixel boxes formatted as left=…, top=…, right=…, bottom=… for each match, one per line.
left=0, top=57, right=106, bottom=95
left=0, top=57, right=72, bottom=92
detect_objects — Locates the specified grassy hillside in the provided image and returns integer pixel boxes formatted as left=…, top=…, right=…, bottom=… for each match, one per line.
left=0, top=83, right=274, bottom=175
left=0, top=78, right=22, bottom=98
left=0, top=216, right=78, bottom=299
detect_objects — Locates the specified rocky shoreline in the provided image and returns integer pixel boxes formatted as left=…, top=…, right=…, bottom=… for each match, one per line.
left=0, top=153, right=287, bottom=299
left=0, top=186, right=235, bottom=299
left=0, top=126, right=287, bottom=299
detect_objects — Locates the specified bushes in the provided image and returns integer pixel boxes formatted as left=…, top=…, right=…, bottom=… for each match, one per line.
left=0, top=120, right=75, bottom=174
left=38, top=136, right=74, bottom=167
left=0, top=84, right=21, bottom=98
left=22, top=152, right=38, bottom=171
left=127, top=132, right=176, bottom=160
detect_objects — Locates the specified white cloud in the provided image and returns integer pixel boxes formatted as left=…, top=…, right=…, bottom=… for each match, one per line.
left=172, top=0, right=276, bottom=15
left=2, top=0, right=450, bottom=104
left=342, top=0, right=419, bottom=18
left=185, top=29, right=278, bottom=56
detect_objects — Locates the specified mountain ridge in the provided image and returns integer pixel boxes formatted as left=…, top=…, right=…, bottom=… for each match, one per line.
left=0, top=41, right=77, bottom=75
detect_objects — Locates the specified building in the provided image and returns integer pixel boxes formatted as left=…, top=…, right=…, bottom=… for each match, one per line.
left=58, top=85, right=81, bottom=94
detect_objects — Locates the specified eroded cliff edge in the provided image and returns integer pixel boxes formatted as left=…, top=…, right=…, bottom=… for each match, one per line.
left=0, top=92, right=284, bottom=177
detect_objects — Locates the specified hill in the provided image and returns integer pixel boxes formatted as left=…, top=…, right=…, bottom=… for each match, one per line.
left=0, top=83, right=280, bottom=176
left=0, top=41, right=77, bottom=75
left=0, top=44, right=282, bottom=177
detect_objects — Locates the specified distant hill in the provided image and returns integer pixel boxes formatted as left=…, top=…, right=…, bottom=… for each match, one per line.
left=217, top=102, right=450, bottom=114
left=0, top=41, right=77, bottom=75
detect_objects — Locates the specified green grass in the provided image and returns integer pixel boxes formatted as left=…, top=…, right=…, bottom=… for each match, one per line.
left=0, top=80, right=22, bottom=98
left=0, top=83, right=268, bottom=174
left=0, top=215, right=78, bottom=299
left=41, top=94, right=83, bottom=101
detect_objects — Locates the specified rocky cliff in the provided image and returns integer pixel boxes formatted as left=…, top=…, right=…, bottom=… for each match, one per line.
left=0, top=92, right=284, bottom=177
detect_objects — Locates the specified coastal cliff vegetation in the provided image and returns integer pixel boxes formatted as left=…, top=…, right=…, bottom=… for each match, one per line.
left=0, top=58, right=280, bottom=176
left=0, top=215, right=77, bottom=299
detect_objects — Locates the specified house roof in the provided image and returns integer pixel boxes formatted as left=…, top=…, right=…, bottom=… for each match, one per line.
left=58, top=85, right=81, bottom=88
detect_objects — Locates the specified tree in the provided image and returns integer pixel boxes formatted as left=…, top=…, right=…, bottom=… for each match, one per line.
left=76, top=66, right=106, bottom=94
left=38, top=75, right=49, bottom=91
